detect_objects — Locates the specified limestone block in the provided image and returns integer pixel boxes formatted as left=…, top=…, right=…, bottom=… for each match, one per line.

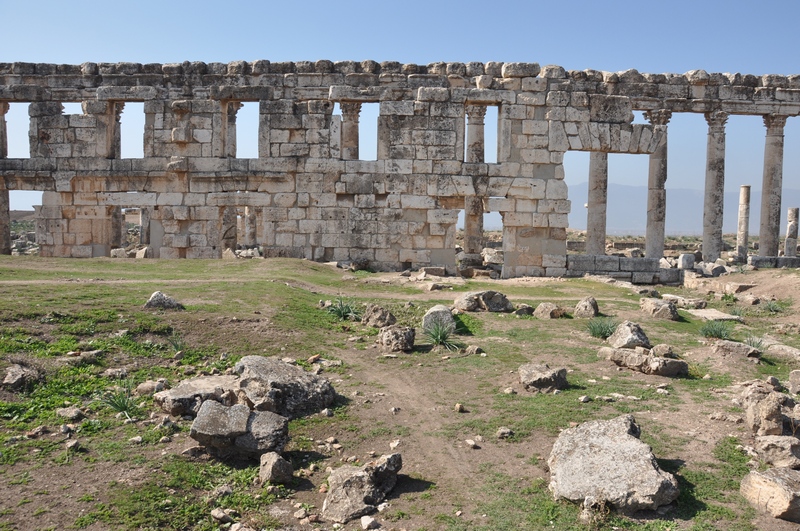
left=741, top=468, right=800, bottom=522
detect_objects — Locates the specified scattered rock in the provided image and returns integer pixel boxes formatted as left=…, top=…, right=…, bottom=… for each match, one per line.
left=533, top=302, right=567, bottom=319
left=360, top=515, right=380, bottom=529
left=321, top=453, right=402, bottom=523
left=496, top=427, right=513, bottom=439
left=661, top=294, right=706, bottom=309
left=361, top=305, right=396, bottom=328
left=599, top=347, right=688, bottom=377
left=134, top=379, right=167, bottom=397
left=574, top=297, right=599, bottom=318
left=512, top=304, right=534, bottom=317
left=650, top=344, right=676, bottom=358
left=210, top=507, right=234, bottom=523
left=56, top=406, right=85, bottom=421
left=711, top=340, right=761, bottom=358
left=789, top=371, right=800, bottom=395
left=143, top=291, right=185, bottom=310
left=768, top=344, right=800, bottom=361
left=639, top=298, right=679, bottom=320
left=422, top=305, right=456, bottom=332
left=189, top=400, right=289, bottom=458
left=607, top=321, right=651, bottom=349
left=548, top=415, right=679, bottom=514
left=741, top=381, right=793, bottom=436
left=464, top=345, right=484, bottom=356
left=755, top=436, right=800, bottom=468
left=378, top=325, right=415, bottom=352
left=259, top=452, right=294, bottom=484
left=741, top=467, right=800, bottom=522
left=101, top=367, right=128, bottom=379
left=235, top=356, right=336, bottom=419
left=154, top=375, right=240, bottom=417
left=453, top=291, right=513, bottom=313
left=3, top=364, right=41, bottom=391
left=519, top=363, right=568, bottom=393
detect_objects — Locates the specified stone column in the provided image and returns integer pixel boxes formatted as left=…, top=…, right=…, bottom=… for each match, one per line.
left=644, top=110, right=671, bottom=259
left=702, top=110, right=728, bottom=262
left=785, top=208, right=798, bottom=257
left=0, top=103, right=9, bottom=254
left=736, top=185, right=750, bottom=262
left=140, top=208, right=151, bottom=245
left=242, top=206, right=257, bottom=247
left=586, top=152, right=608, bottom=256
left=340, top=102, right=361, bottom=160
left=113, top=102, right=124, bottom=159
left=759, top=114, right=788, bottom=257
left=0, top=101, right=8, bottom=159
left=464, top=105, right=487, bottom=256
left=225, top=101, right=243, bottom=158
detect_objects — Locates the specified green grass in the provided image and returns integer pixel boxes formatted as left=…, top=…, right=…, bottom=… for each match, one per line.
left=699, top=321, right=733, bottom=340
left=586, top=317, right=619, bottom=339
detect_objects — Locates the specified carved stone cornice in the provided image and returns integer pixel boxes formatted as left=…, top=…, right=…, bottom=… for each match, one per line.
left=644, top=109, right=672, bottom=126
left=763, top=114, right=788, bottom=136
left=704, top=110, right=729, bottom=134
left=465, top=104, right=487, bottom=125
left=340, top=102, right=362, bottom=123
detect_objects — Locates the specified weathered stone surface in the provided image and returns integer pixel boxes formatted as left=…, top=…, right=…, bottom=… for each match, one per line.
left=741, top=381, right=793, bottom=436
left=574, top=296, right=599, bottom=318
left=322, top=453, right=403, bottom=523
left=512, top=303, right=534, bottom=316
left=189, top=401, right=250, bottom=451
left=685, top=308, right=743, bottom=322
left=769, top=344, right=800, bottom=361
left=661, top=294, right=706, bottom=309
left=453, top=291, right=513, bottom=312
left=153, top=375, right=239, bottom=416
left=2, top=364, right=40, bottom=390
left=378, top=325, right=415, bottom=352
left=711, top=340, right=760, bottom=358
left=741, top=468, right=800, bottom=522
left=790, top=370, right=800, bottom=395
left=361, top=304, right=396, bottom=328
left=422, top=304, right=456, bottom=331
left=519, top=363, right=568, bottom=393
left=533, top=302, right=566, bottom=319
left=56, top=406, right=85, bottom=421
left=548, top=415, right=679, bottom=514
left=755, top=436, right=800, bottom=468
left=143, top=291, right=184, bottom=310
left=259, top=452, right=294, bottom=484
left=133, top=379, right=167, bottom=396
left=599, top=347, right=688, bottom=377
left=639, top=298, right=679, bottom=320
left=607, top=320, right=651, bottom=349
left=233, top=410, right=289, bottom=456
left=234, top=356, right=336, bottom=419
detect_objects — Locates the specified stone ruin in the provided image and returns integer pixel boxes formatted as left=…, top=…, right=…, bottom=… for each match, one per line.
left=0, top=60, right=798, bottom=280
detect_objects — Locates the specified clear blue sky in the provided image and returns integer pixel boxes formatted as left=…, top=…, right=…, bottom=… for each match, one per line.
left=2, top=0, right=799, bottom=233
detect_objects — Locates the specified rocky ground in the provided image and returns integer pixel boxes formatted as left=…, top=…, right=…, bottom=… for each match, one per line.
left=1, top=257, right=800, bottom=530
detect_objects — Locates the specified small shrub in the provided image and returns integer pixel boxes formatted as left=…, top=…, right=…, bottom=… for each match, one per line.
left=166, top=333, right=186, bottom=353
left=96, top=380, right=139, bottom=421
left=744, top=335, right=764, bottom=350
left=763, top=299, right=784, bottom=313
left=699, top=321, right=733, bottom=340
left=586, top=317, right=618, bottom=339
left=326, top=297, right=361, bottom=321
left=720, top=293, right=736, bottom=305
left=423, top=321, right=463, bottom=352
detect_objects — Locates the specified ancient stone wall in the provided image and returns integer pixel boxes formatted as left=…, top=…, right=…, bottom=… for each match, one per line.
left=0, top=60, right=798, bottom=277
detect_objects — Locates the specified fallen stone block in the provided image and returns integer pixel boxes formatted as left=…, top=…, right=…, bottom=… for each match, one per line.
left=519, top=363, right=568, bottom=393
left=153, top=375, right=240, bottom=417
left=711, top=340, right=760, bottom=358
left=453, top=291, right=513, bottom=312
left=639, top=298, right=679, bottom=320
left=533, top=302, right=566, bottom=319
left=259, top=452, right=294, bottom=484
left=422, top=304, right=456, bottom=331
left=548, top=415, right=679, bottom=514
left=607, top=320, right=651, bottom=349
left=599, top=347, right=688, bottom=377
left=378, top=325, right=415, bottom=352
left=741, top=467, right=800, bottom=522
left=361, top=304, right=396, bottom=328
left=322, top=453, right=402, bottom=523
left=143, top=291, right=184, bottom=310
left=573, top=296, right=599, bottom=318
left=756, top=436, right=800, bottom=468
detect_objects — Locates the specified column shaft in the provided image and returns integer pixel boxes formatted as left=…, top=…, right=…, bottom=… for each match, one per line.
left=759, top=114, right=788, bottom=256
left=702, top=110, right=728, bottom=262
left=0, top=102, right=8, bottom=159
left=644, top=110, right=671, bottom=259
left=785, top=208, right=798, bottom=257
left=340, top=102, right=361, bottom=160
left=736, top=185, right=750, bottom=262
left=586, top=152, right=608, bottom=256
left=464, top=105, right=487, bottom=255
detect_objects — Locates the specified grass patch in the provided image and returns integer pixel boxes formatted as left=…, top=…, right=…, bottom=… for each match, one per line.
left=699, top=321, right=733, bottom=340
left=586, top=317, right=618, bottom=339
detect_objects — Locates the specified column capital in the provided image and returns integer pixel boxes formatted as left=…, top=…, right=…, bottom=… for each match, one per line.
left=704, top=110, right=729, bottom=132
left=229, top=101, right=244, bottom=114
left=644, top=109, right=672, bottom=126
left=465, top=104, right=487, bottom=124
left=0, top=102, right=8, bottom=115
left=114, top=101, right=125, bottom=122
left=340, top=102, right=362, bottom=123
left=763, top=114, right=788, bottom=136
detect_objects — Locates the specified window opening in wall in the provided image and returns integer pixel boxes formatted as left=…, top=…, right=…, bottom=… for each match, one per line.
left=235, top=102, right=259, bottom=158
left=119, top=102, right=145, bottom=158
left=4, top=103, right=31, bottom=158
left=484, top=105, right=498, bottom=163
left=463, top=104, right=498, bottom=163
left=61, top=102, right=82, bottom=115
left=358, top=102, right=379, bottom=161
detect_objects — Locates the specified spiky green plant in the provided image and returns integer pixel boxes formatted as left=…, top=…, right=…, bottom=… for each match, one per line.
left=96, top=380, right=139, bottom=421
left=326, top=297, right=361, bottom=321
left=586, top=317, right=618, bottom=340
left=699, top=321, right=733, bottom=340
left=423, top=321, right=463, bottom=352
left=763, top=299, right=784, bottom=313
left=744, top=335, right=764, bottom=351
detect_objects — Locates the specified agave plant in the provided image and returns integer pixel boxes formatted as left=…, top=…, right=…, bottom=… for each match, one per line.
left=423, top=321, right=463, bottom=352
left=326, top=296, right=361, bottom=321
left=586, top=317, right=618, bottom=340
